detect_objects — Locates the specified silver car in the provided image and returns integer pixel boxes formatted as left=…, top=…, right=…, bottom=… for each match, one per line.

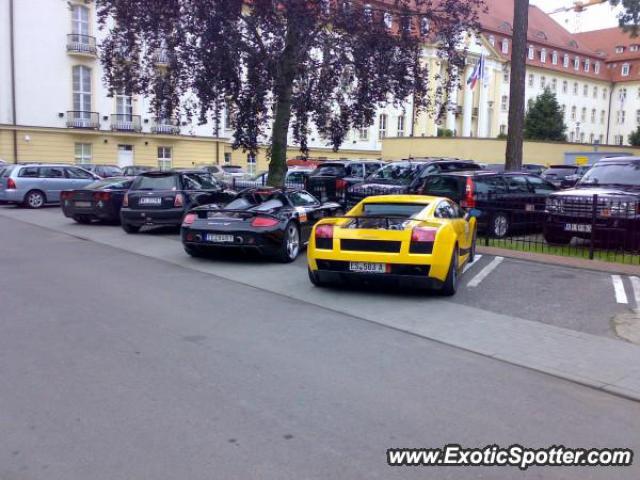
left=0, top=163, right=100, bottom=208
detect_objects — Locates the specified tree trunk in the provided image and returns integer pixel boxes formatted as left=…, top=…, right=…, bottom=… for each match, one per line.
left=267, top=22, right=299, bottom=188
left=505, top=0, right=529, bottom=171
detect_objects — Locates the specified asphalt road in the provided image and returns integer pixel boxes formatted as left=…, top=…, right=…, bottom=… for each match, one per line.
left=1, top=216, right=640, bottom=479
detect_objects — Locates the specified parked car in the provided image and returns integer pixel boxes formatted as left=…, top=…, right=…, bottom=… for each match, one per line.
left=306, top=160, right=386, bottom=202
left=0, top=164, right=100, bottom=208
left=81, top=164, right=124, bottom=178
left=346, top=158, right=482, bottom=208
left=421, top=171, right=558, bottom=237
left=61, top=176, right=134, bottom=224
left=541, top=165, right=584, bottom=188
left=121, top=165, right=154, bottom=176
left=307, top=194, right=477, bottom=296
left=521, top=164, right=547, bottom=175
left=181, top=187, right=342, bottom=262
left=544, top=157, right=640, bottom=248
left=239, top=168, right=313, bottom=189
left=120, top=170, right=235, bottom=233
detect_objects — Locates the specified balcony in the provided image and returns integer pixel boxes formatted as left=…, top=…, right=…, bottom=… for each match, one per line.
left=66, top=34, right=97, bottom=56
left=110, top=114, right=142, bottom=132
left=151, top=119, right=181, bottom=135
left=152, top=49, right=171, bottom=66
left=66, top=111, right=100, bottom=129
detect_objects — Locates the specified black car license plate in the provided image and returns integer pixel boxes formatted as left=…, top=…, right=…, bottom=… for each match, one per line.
left=140, top=197, right=162, bottom=205
left=564, top=223, right=591, bottom=233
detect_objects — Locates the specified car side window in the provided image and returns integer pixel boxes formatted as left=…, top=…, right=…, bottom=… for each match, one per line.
left=289, top=191, right=319, bottom=207
left=349, top=164, right=365, bottom=178
left=526, top=175, right=555, bottom=194
left=66, top=167, right=93, bottom=179
left=418, top=165, right=440, bottom=179
left=18, top=167, right=40, bottom=178
left=41, top=167, right=65, bottom=178
left=504, top=175, right=531, bottom=193
left=365, top=163, right=381, bottom=176
left=287, top=172, right=305, bottom=183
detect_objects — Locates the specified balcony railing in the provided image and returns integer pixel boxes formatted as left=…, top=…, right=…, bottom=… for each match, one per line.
left=110, top=114, right=142, bottom=132
left=151, top=119, right=181, bottom=135
left=66, top=111, right=100, bottom=129
left=66, top=34, right=97, bottom=56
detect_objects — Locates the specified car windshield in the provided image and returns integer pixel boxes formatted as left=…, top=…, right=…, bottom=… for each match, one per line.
left=367, top=163, right=421, bottom=185
left=578, top=162, right=640, bottom=187
left=133, top=175, right=178, bottom=191
left=311, top=164, right=347, bottom=176
left=362, top=203, right=426, bottom=217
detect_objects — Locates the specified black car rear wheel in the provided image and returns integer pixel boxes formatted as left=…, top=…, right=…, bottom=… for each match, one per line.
left=73, top=215, right=92, bottom=225
left=122, top=223, right=141, bottom=234
left=440, top=247, right=459, bottom=297
left=491, top=212, right=510, bottom=238
left=277, top=222, right=300, bottom=263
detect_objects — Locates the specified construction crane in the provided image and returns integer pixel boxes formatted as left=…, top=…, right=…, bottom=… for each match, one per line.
left=548, top=0, right=609, bottom=32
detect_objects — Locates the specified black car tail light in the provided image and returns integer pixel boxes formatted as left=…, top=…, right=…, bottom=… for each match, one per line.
left=60, top=191, right=72, bottom=201
left=460, top=177, right=476, bottom=208
left=183, top=213, right=197, bottom=226
left=410, top=226, right=437, bottom=254
left=251, top=216, right=279, bottom=227
left=93, top=191, right=111, bottom=202
left=315, top=224, right=334, bottom=249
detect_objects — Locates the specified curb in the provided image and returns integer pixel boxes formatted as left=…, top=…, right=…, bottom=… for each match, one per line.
left=477, top=246, right=640, bottom=276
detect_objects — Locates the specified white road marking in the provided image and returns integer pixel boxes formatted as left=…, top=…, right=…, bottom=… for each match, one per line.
left=629, top=276, right=640, bottom=311
left=462, top=254, right=483, bottom=274
left=467, top=256, right=503, bottom=288
left=611, top=275, right=628, bottom=304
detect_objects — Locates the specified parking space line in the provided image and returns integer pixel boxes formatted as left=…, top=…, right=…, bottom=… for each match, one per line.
left=467, top=256, right=503, bottom=288
left=611, top=275, right=628, bottom=304
left=629, top=277, right=640, bottom=311
left=462, top=254, right=483, bottom=274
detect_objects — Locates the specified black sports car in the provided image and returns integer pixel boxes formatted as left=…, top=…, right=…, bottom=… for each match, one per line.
left=181, top=188, right=342, bottom=262
left=61, top=176, right=134, bottom=224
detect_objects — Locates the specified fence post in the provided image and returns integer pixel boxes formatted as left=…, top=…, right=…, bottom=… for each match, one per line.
left=589, top=194, right=597, bottom=260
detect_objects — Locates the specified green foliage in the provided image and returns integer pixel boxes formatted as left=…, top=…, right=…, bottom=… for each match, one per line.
left=610, top=0, right=640, bottom=37
left=628, top=126, right=640, bottom=146
left=437, top=128, right=454, bottom=137
left=523, top=88, right=567, bottom=142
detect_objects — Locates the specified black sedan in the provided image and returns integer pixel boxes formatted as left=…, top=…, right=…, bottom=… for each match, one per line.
left=181, top=188, right=342, bottom=262
left=61, top=176, right=133, bottom=224
left=120, top=170, right=235, bottom=233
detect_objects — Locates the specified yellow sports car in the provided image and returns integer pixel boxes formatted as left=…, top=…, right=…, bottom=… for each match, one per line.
left=307, top=195, right=477, bottom=295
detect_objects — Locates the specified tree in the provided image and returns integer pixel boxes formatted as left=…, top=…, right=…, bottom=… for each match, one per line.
left=96, top=0, right=483, bottom=187
left=523, top=88, right=566, bottom=142
left=505, top=0, right=529, bottom=172
left=629, top=126, right=640, bottom=145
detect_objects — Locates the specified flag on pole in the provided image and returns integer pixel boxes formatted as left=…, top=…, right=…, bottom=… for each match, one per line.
left=467, top=54, right=485, bottom=90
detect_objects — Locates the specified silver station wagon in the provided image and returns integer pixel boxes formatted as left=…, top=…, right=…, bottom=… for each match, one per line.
left=0, top=164, right=100, bottom=208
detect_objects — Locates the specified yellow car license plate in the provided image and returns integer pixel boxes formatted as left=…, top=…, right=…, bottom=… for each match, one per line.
left=349, top=262, right=387, bottom=274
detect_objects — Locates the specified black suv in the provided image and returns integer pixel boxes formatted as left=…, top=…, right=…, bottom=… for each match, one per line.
left=544, top=157, right=640, bottom=248
left=422, top=171, right=557, bottom=237
left=306, top=160, right=386, bottom=202
left=120, top=170, right=235, bottom=233
left=541, top=165, right=591, bottom=189
left=346, top=158, right=481, bottom=208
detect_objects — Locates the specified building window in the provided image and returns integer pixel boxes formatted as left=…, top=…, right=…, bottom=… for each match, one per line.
left=574, top=56, right=580, bottom=70
left=540, top=48, right=547, bottom=63
left=488, top=35, right=495, bottom=47
left=563, top=54, right=569, bottom=68
left=632, top=45, right=639, bottom=52
left=74, top=143, right=92, bottom=164
left=528, top=74, right=534, bottom=87
left=593, top=86, right=598, bottom=99
left=589, top=133, right=594, bottom=144
left=616, top=46, right=625, bottom=53
left=72, top=65, right=92, bottom=114
left=503, top=68, right=510, bottom=83
left=551, top=78, right=557, bottom=91
left=581, top=107, right=586, bottom=122
left=622, top=63, right=630, bottom=76
left=420, top=18, right=430, bottom=36
left=224, top=152, right=232, bottom=164
left=501, top=39, right=509, bottom=54
left=570, top=131, right=575, bottom=142
left=358, top=127, right=369, bottom=141
left=396, top=115, right=405, bottom=137
left=584, top=59, right=590, bottom=72
left=157, top=147, right=172, bottom=170
left=552, top=51, right=558, bottom=65
left=600, top=110, right=606, bottom=124
left=571, top=106, right=576, bottom=120
left=562, top=80, right=568, bottom=93
left=115, top=92, right=133, bottom=120
left=378, top=114, right=387, bottom=139
left=573, top=82, right=578, bottom=95
left=247, top=153, right=257, bottom=175
left=595, top=62, right=600, bottom=74
left=580, top=132, right=585, bottom=143
left=540, top=76, right=546, bottom=88
left=636, top=109, right=640, bottom=124
left=528, top=45, right=534, bottom=60
left=591, top=109, right=596, bottom=123
left=617, top=110, right=626, bottom=124
left=583, top=84, right=588, bottom=97
left=500, top=124, right=506, bottom=135
left=501, top=95, right=509, bottom=111
left=71, top=4, right=90, bottom=36
left=383, top=12, right=393, bottom=30
left=603, top=88, right=608, bottom=100
left=561, top=104, right=566, bottom=114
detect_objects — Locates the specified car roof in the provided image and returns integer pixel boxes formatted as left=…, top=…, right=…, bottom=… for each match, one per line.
left=597, top=156, right=640, bottom=162
left=429, top=170, right=534, bottom=178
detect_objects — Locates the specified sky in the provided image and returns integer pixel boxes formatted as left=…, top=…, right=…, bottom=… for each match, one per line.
left=530, top=0, right=622, bottom=32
